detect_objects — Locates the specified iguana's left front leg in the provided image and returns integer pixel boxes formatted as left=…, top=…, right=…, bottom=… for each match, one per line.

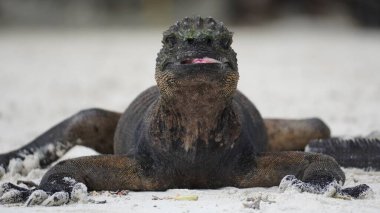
left=0, top=155, right=163, bottom=206
left=236, top=152, right=372, bottom=199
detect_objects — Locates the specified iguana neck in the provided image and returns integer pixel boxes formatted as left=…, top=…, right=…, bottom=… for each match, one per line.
left=151, top=84, right=238, bottom=151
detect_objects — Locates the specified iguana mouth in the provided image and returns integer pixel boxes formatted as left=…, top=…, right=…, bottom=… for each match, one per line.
left=180, top=57, right=222, bottom=64
left=162, top=56, right=233, bottom=70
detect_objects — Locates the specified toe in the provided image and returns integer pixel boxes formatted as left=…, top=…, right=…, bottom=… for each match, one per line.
left=0, top=166, right=5, bottom=179
left=41, top=192, right=70, bottom=206
left=340, top=184, right=374, bottom=199
left=0, top=183, right=32, bottom=204
left=279, top=175, right=304, bottom=192
left=25, top=190, right=48, bottom=206
left=71, top=183, right=88, bottom=203
left=0, top=189, right=30, bottom=204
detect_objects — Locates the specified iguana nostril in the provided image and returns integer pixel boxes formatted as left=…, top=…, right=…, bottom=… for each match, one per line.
left=187, top=38, right=194, bottom=44
left=206, top=38, right=213, bottom=46
left=186, top=38, right=212, bottom=46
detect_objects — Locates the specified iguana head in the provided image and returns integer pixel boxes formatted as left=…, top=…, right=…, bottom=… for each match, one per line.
left=155, top=17, right=239, bottom=101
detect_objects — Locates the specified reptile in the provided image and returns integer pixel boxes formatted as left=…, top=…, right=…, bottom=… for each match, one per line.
left=0, top=17, right=375, bottom=206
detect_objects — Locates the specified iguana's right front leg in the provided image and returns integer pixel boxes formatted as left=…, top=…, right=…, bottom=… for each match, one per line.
left=0, top=108, right=121, bottom=176
left=0, top=155, right=163, bottom=206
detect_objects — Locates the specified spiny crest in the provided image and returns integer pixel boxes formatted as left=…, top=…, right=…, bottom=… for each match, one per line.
left=162, top=16, right=233, bottom=43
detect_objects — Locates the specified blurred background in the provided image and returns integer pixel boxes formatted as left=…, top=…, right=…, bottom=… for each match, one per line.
left=0, top=0, right=380, bottom=27
left=0, top=0, right=379, bottom=152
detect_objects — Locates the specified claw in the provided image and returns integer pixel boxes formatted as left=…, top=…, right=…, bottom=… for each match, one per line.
left=0, top=183, right=9, bottom=197
left=0, top=182, right=14, bottom=195
left=71, top=183, right=88, bottom=203
left=0, top=189, right=26, bottom=204
left=0, top=166, right=5, bottom=179
left=279, top=175, right=304, bottom=193
left=338, top=184, right=374, bottom=199
left=41, top=192, right=70, bottom=206
left=25, top=190, right=48, bottom=206
left=0, top=182, right=32, bottom=204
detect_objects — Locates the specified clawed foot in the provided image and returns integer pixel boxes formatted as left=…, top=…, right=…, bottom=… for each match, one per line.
left=0, top=181, right=88, bottom=206
left=279, top=175, right=373, bottom=199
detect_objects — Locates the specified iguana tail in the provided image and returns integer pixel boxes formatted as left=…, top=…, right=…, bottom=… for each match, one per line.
left=305, top=138, right=380, bottom=170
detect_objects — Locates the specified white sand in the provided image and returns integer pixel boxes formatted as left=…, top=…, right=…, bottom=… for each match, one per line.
left=1, top=21, right=380, bottom=212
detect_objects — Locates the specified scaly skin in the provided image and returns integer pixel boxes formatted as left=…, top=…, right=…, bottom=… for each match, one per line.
left=0, top=17, right=371, bottom=206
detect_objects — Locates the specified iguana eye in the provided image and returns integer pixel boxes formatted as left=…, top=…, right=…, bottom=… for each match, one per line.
left=220, top=38, right=232, bottom=49
left=165, top=35, right=177, bottom=47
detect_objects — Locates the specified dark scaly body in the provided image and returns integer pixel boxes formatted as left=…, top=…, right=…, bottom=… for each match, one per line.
left=114, top=86, right=266, bottom=188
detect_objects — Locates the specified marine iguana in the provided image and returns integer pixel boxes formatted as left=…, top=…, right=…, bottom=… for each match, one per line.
left=0, top=17, right=373, bottom=206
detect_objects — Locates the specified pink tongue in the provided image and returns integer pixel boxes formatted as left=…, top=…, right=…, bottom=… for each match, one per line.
left=191, top=57, right=219, bottom=64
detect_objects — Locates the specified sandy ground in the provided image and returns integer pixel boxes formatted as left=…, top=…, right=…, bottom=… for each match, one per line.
left=0, top=20, right=380, bottom=212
